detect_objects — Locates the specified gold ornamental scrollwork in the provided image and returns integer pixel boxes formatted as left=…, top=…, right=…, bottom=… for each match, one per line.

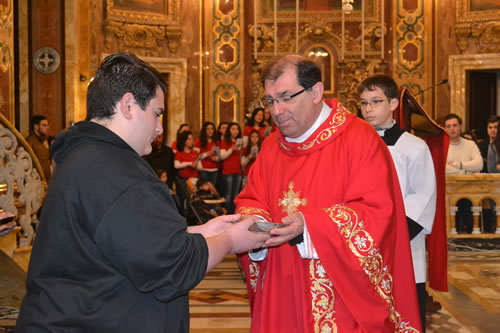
left=105, top=21, right=166, bottom=57
left=456, top=0, right=500, bottom=23
left=472, top=22, right=500, bottom=53
left=106, top=0, right=180, bottom=25
left=105, top=0, right=182, bottom=55
left=455, top=23, right=472, bottom=53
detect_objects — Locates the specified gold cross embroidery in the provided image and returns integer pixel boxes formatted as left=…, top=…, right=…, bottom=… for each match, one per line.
left=278, top=181, right=307, bottom=216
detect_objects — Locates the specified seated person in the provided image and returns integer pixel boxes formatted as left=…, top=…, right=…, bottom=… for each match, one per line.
left=193, top=178, right=225, bottom=218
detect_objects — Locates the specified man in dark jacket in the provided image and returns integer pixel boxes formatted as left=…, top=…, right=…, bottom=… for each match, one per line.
left=16, top=53, right=268, bottom=333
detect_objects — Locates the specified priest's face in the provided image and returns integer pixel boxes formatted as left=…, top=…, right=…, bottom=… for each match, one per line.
left=359, top=86, right=398, bottom=129
left=264, top=68, right=323, bottom=138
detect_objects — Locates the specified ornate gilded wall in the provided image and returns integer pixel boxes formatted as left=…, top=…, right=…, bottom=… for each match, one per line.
left=0, top=1, right=14, bottom=122
left=204, top=0, right=245, bottom=125
left=392, top=0, right=434, bottom=117
left=245, top=1, right=387, bottom=114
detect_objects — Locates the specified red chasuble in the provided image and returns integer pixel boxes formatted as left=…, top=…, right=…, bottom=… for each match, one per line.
left=235, top=99, right=422, bottom=333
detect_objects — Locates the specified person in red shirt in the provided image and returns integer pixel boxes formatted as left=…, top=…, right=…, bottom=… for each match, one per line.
left=243, top=108, right=266, bottom=146
left=262, top=107, right=277, bottom=136
left=174, top=131, right=199, bottom=210
left=215, top=121, right=229, bottom=196
left=241, top=129, right=261, bottom=188
left=219, top=122, right=243, bottom=213
left=175, top=131, right=199, bottom=179
left=171, top=123, right=190, bottom=153
left=195, top=122, right=218, bottom=186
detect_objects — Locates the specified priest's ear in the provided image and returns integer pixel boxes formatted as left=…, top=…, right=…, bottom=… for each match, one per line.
left=389, top=98, right=399, bottom=112
left=310, top=81, right=324, bottom=104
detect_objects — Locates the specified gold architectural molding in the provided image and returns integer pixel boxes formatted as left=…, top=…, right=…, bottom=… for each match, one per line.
left=448, top=53, right=500, bottom=127
left=256, top=1, right=378, bottom=23
left=105, top=0, right=180, bottom=26
left=455, top=23, right=472, bottom=53
left=104, top=0, right=182, bottom=55
left=456, top=0, right=500, bottom=23
left=105, top=21, right=166, bottom=56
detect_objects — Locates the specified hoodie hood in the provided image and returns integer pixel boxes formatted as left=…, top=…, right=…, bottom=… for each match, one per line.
left=51, top=121, right=135, bottom=164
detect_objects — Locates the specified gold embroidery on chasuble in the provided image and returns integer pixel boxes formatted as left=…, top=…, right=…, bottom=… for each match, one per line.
left=323, top=205, right=419, bottom=333
left=278, top=182, right=307, bottom=216
left=310, top=261, right=337, bottom=333
left=237, top=207, right=272, bottom=221
left=249, top=262, right=259, bottom=293
left=297, top=105, right=347, bottom=151
left=237, top=209, right=270, bottom=293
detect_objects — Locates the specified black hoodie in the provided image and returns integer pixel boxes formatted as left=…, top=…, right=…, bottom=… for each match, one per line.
left=17, top=121, right=208, bottom=333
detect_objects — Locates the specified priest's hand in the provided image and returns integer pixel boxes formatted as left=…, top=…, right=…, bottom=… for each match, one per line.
left=188, top=214, right=241, bottom=238
left=264, top=212, right=304, bottom=247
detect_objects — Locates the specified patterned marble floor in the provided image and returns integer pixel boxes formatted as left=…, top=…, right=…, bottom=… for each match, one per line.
left=1, top=250, right=499, bottom=332
left=189, top=251, right=500, bottom=333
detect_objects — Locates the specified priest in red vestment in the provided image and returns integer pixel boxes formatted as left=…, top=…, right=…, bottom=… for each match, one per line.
left=235, top=55, right=422, bottom=333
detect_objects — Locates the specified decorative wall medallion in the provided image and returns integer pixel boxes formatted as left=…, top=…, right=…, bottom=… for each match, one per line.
left=33, top=46, right=60, bottom=74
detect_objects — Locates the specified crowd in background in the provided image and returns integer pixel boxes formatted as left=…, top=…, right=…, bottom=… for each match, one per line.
left=143, top=107, right=276, bottom=222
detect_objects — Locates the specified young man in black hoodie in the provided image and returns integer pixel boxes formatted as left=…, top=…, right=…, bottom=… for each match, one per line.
left=17, top=53, right=269, bottom=333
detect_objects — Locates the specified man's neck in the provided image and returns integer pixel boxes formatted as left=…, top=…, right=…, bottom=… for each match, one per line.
left=450, top=136, right=461, bottom=144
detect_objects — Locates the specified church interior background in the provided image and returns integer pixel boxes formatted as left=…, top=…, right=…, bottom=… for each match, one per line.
left=1, top=0, right=500, bottom=332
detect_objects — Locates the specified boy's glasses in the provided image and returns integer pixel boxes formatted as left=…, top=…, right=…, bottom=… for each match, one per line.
left=359, top=98, right=389, bottom=109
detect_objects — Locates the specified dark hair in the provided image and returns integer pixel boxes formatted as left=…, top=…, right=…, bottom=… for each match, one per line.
left=244, top=130, right=262, bottom=157
left=357, top=74, right=399, bottom=100
left=462, top=130, right=477, bottom=142
left=31, top=115, right=47, bottom=131
left=443, top=113, right=462, bottom=126
left=261, top=55, right=321, bottom=91
left=199, top=122, right=216, bottom=149
left=196, top=178, right=209, bottom=189
left=487, top=115, right=500, bottom=125
left=155, top=168, right=167, bottom=179
left=217, top=121, right=229, bottom=141
left=176, top=123, right=190, bottom=143
left=247, top=108, right=265, bottom=127
left=86, top=53, right=166, bottom=121
left=224, top=122, right=241, bottom=145
left=176, top=131, right=193, bottom=152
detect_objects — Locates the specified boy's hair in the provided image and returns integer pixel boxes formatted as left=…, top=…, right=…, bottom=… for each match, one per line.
left=196, top=178, right=209, bottom=189
left=487, top=115, right=500, bottom=125
left=443, top=113, right=462, bottom=125
left=357, top=74, right=399, bottom=100
left=86, top=53, right=166, bottom=121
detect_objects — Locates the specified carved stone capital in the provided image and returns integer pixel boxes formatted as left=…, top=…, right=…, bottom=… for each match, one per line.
left=166, top=26, right=182, bottom=53
left=455, top=23, right=471, bottom=53
left=105, top=21, right=166, bottom=56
